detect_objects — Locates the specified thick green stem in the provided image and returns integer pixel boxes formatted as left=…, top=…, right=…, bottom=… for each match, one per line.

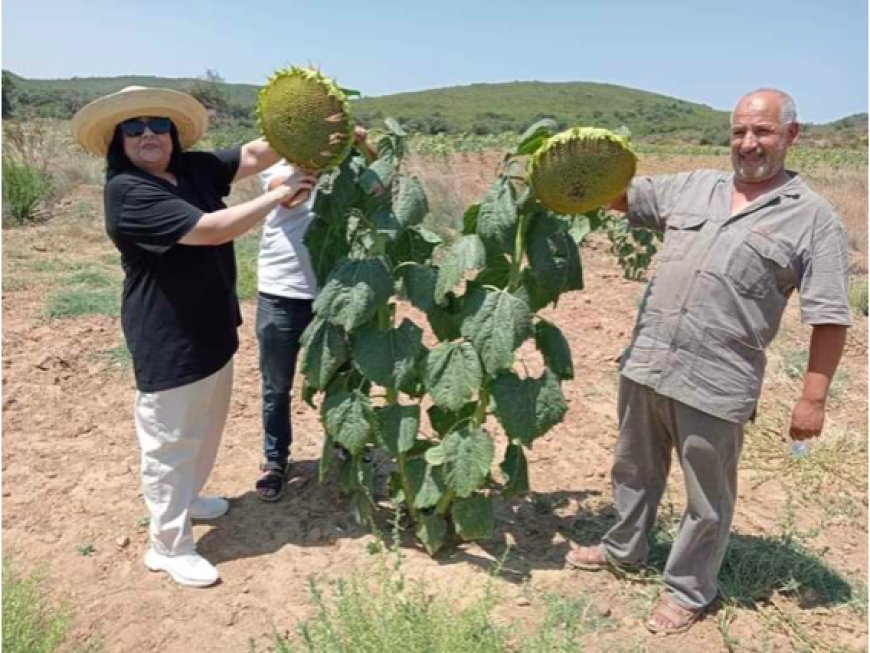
left=435, top=488, right=455, bottom=517
left=376, top=301, right=418, bottom=520
left=508, top=210, right=531, bottom=292
left=474, top=386, right=489, bottom=428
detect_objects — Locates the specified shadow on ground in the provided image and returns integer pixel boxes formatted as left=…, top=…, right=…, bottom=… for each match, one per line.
left=197, top=458, right=857, bottom=612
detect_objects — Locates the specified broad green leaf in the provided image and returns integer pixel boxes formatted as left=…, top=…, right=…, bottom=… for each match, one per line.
left=460, top=283, right=533, bottom=375
left=360, top=158, right=397, bottom=196
left=389, top=226, right=442, bottom=265
left=434, top=235, right=486, bottom=305
left=463, top=202, right=481, bottom=235
left=299, top=318, right=349, bottom=390
left=499, top=443, right=530, bottom=497
left=440, top=427, right=494, bottom=497
left=416, top=511, right=447, bottom=555
left=427, top=402, right=478, bottom=437
left=312, top=156, right=360, bottom=223
left=313, top=258, right=393, bottom=332
left=425, top=443, right=447, bottom=467
left=452, top=495, right=495, bottom=541
left=393, top=175, right=428, bottom=227
left=476, top=176, right=519, bottom=255
left=425, top=341, right=483, bottom=411
left=400, top=263, right=438, bottom=313
left=525, top=210, right=584, bottom=307
left=384, top=117, right=407, bottom=137
left=322, top=390, right=376, bottom=455
left=534, top=319, right=574, bottom=380
left=374, top=403, right=420, bottom=457
left=403, top=458, right=426, bottom=503
left=491, top=370, right=568, bottom=445
left=413, top=465, right=446, bottom=509
left=303, top=216, right=351, bottom=287
left=513, top=118, right=558, bottom=156
left=351, top=319, right=422, bottom=389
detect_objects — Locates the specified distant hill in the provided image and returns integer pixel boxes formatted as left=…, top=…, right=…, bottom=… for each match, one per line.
left=2, top=71, right=865, bottom=147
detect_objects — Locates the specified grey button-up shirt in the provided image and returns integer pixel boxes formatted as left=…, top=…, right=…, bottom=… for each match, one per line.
left=620, top=169, right=852, bottom=424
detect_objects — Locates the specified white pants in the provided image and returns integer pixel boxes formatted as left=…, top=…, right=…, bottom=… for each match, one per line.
left=134, top=360, right=233, bottom=555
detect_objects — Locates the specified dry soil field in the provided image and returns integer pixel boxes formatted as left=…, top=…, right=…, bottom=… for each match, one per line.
left=2, top=148, right=867, bottom=652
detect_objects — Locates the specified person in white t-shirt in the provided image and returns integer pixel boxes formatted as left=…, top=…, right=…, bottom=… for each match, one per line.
left=254, top=128, right=374, bottom=501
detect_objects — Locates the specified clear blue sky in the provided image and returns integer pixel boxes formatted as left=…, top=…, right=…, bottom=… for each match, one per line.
left=3, top=0, right=867, bottom=123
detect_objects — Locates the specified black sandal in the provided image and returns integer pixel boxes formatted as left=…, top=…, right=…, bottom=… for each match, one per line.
left=256, top=463, right=288, bottom=502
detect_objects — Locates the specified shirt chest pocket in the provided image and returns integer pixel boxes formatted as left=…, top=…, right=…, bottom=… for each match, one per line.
left=726, top=231, right=794, bottom=299
left=659, top=213, right=708, bottom=263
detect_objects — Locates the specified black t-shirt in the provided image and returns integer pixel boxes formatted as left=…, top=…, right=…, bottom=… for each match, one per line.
left=104, top=148, right=242, bottom=392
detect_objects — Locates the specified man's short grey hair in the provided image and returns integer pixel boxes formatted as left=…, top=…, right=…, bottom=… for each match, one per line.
left=732, top=89, right=798, bottom=126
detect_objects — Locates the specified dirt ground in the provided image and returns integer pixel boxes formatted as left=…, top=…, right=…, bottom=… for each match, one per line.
left=2, top=162, right=867, bottom=652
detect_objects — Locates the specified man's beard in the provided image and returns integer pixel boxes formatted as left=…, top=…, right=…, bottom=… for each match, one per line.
left=735, top=157, right=772, bottom=181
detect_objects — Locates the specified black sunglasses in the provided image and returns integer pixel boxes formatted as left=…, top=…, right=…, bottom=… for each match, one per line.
left=120, top=117, right=172, bottom=138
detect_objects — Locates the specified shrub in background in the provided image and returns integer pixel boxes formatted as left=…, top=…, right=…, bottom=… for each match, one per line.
left=2, top=158, right=53, bottom=226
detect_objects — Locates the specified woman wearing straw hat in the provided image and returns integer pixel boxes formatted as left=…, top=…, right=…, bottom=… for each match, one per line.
left=72, top=85, right=316, bottom=587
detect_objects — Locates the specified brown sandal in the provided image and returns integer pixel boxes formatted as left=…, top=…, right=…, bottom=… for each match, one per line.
left=645, top=594, right=705, bottom=635
left=565, top=544, right=611, bottom=570
left=565, top=544, right=639, bottom=573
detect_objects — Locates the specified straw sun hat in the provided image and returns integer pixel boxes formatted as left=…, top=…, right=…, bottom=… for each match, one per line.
left=71, top=86, right=209, bottom=156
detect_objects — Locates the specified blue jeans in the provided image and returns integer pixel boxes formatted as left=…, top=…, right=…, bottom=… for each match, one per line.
left=256, top=292, right=314, bottom=468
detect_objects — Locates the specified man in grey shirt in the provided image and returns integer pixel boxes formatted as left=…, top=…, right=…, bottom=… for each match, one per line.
left=566, top=89, right=852, bottom=634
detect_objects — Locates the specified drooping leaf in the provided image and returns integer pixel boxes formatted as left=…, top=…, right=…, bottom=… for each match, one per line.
left=425, top=341, right=483, bottom=412
left=313, top=258, right=393, bottom=332
left=427, top=402, right=478, bottom=437
left=351, top=319, right=422, bottom=390
left=476, top=176, right=519, bottom=255
left=434, top=235, right=486, bottom=305
left=299, top=317, right=349, bottom=390
left=304, top=216, right=351, bottom=287
left=460, top=283, right=533, bottom=375
left=521, top=267, right=550, bottom=313
left=499, top=443, right=530, bottom=497
left=389, top=226, right=442, bottom=265
left=374, top=403, right=420, bottom=457
left=525, top=210, right=584, bottom=307
left=429, top=427, right=494, bottom=497
left=534, top=319, right=574, bottom=380
left=360, top=158, right=397, bottom=198
left=413, top=465, right=446, bottom=509
left=312, top=155, right=361, bottom=223
left=416, top=510, right=447, bottom=555
left=400, top=263, right=438, bottom=313
left=426, top=291, right=463, bottom=341
left=322, top=389, right=376, bottom=455
left=490, top=370, right=568, bottom=445
left=452, top=494, right=495, bottom=541
left=462, top=202, right=481, bottom=235
left=393, top=175, right=428, bottom=227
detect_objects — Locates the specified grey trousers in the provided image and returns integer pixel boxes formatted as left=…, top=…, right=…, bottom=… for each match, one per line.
left=601, top=376, right=744, bottom=609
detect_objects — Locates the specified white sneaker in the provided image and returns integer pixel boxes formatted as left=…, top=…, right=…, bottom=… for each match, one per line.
left=190, top=495, right=229, bottom=520
left=144, top=550, right=219, bottom=587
